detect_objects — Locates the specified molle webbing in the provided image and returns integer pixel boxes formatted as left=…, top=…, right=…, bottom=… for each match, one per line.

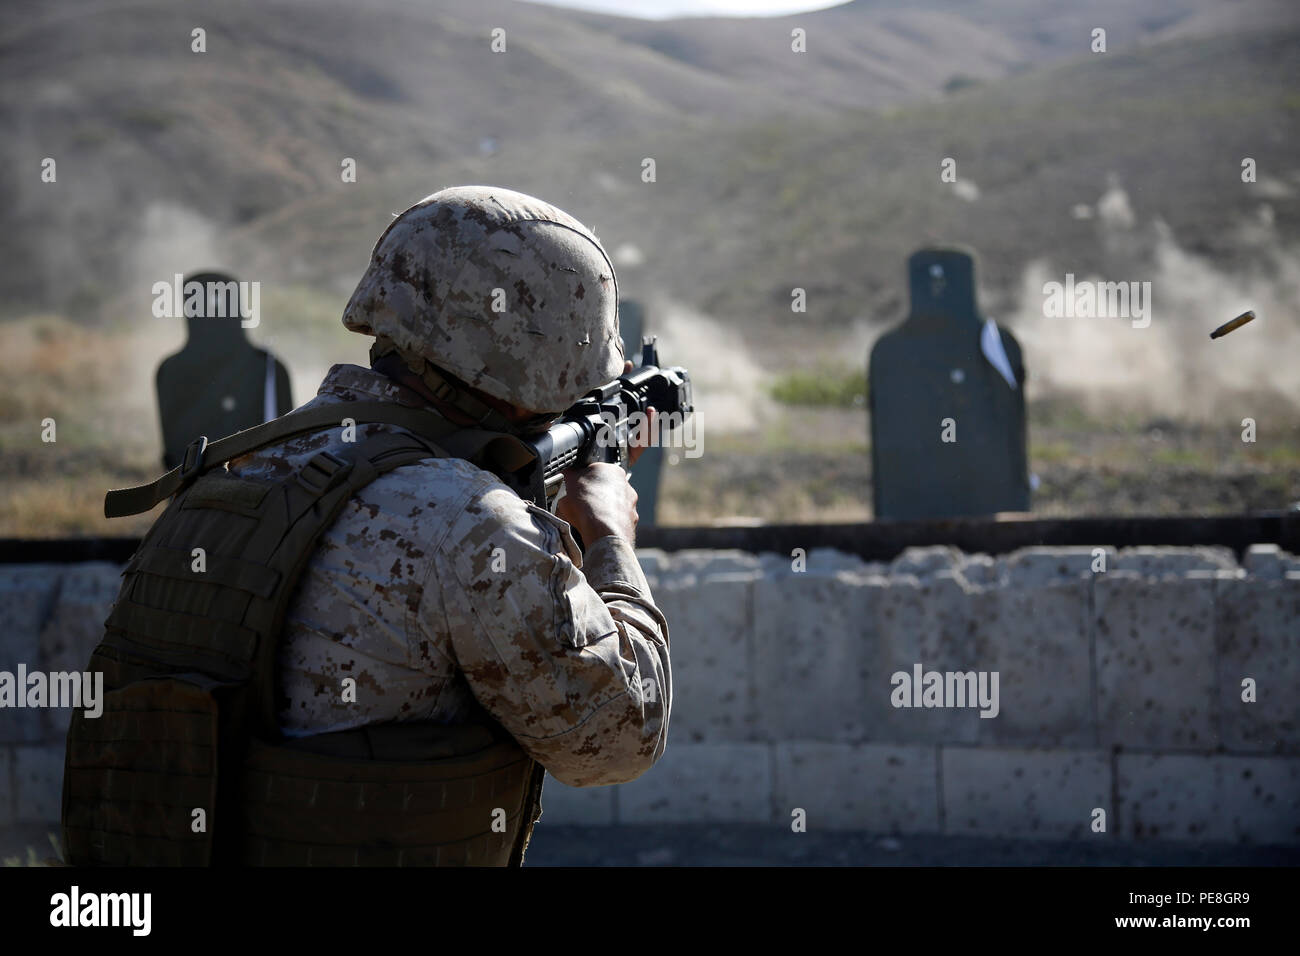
left=64, top=412, right=545, bottom=867
left=241, top=722, right=544, bottom=866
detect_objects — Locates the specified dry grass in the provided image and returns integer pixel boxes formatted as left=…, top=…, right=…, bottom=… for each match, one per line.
left=0, top=314, right=175, bottom=536
left=2, top=310, right=1297, bottom=535
left=0, top=296, right=359, bottom=537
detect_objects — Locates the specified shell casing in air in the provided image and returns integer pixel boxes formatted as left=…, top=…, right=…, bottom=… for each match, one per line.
left=1210, top=310, right=1255, bottom=339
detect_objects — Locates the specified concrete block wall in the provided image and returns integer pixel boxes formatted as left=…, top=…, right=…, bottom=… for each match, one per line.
left=2, top=546, right=1297, bottom=845
left=547, top=543, right=1300, bottom=845
left=1, top=561, right=124, bottom=830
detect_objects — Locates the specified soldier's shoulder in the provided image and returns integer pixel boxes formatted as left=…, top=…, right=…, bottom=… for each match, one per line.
left=440, top=473, right=584, bottom=573
left=372, top=451, right=553, bottom=548
left=308, top=453, right=519, bottom=575
left=352, top=444, right=498, bottom=505
left=442, top=468, right=534, bottom=530
left=383, top=453, right=506, bottom=506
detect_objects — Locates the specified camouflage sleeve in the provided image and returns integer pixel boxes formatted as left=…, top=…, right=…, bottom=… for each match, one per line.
left=430, top=482, right=671, bottom=787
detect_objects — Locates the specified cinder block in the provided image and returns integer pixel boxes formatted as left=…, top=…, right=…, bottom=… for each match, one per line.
left=866, top=574, right=986, bottom=744
left=942, top=747, right=1110, bottom=840
left=959, top=554, right=1000, bottom=588
left=1243, top=544, right=1287, bottom=580
left=0, top=565, right=61, bottom=630
left=1117, top=754, right=1300, bottom=845
left=538, top=773, right=615, bottom=825
left=615, top=743, right=771, bottom=823
left=633, top=549, right=671, bottom=577
left=1116, top=753, right=1228, bottom=841
left=1216, top=577, right=1299, bottom=753
left=773, top=742, right=939, bottom=833
left=1095, top=574, right=1218, bottom=750
left=1220, top=755, right=1300, bottom=845
left=890, top=546, right=963, bottom=579
left=1003, top=546, right=1114, bottom=586
left=1112, top=546, right=1237, bottom=578
left=39, top=561, right=121, bottom=672
left=13, top=744, right=65, bottom=824
left=648, top=563, right=697, bottom=592
left=670, top=550, right=760, bottom=576
left=759, top=549, right=880, bottom=577
left=39, top=562, right=123, bottom=736
left=807, top=548, right=876, bottom=576
left=752, top=571, right=875, bottom=741
left=971, top=580, right=1094, bottom=747
left=0, top=565, right=62, bottom=743
left=656, top=573, right=755, bottom=743
left=1237, top=541, right=1300, bottom=580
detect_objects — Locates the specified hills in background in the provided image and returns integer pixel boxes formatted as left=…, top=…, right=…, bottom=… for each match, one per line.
left=4, top=0, right=1297, bottom=318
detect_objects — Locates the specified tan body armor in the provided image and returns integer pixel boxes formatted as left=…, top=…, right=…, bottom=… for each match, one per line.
left=63, top=402, right=545, bottom=866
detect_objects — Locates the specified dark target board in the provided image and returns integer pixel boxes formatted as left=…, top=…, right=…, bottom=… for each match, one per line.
left=869, top=247, right=1030, bottom=521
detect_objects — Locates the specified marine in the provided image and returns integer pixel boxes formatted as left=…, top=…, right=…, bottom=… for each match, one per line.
left=246, top=186, right=672, bottom=786
left=63, top=186, right=672, bottom=866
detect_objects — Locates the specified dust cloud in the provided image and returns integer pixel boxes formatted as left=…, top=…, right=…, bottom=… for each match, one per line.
left=642, top=299, right=775, bottom=434
left=1005, top=184, right=1300, bottom=422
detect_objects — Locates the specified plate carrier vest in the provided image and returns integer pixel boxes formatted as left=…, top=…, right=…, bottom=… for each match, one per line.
left=62, top=400, right=547, bottom=866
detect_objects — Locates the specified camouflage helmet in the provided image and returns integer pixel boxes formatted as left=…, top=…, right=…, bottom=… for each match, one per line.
left=343, top=186, right=623, bottom=422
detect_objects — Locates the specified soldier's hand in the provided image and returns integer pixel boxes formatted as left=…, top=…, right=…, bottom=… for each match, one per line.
left=556, top=462, right=638, bottom=544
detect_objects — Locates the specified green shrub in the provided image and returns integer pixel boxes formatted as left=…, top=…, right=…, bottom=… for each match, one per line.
left=769, top=367, right=867, bottom=408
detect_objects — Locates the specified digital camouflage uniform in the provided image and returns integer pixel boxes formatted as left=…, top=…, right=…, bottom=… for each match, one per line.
left=60, top=186, right=669, bottom=867
left=226, top=364, right=672, bottom=786
left=235, top=186, right=672, bottom=788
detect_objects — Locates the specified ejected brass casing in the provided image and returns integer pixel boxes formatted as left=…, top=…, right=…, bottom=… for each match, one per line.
left=1210, top=310, right=1256, bottom=339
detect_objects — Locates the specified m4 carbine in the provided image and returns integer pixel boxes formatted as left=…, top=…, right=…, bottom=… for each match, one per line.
left=509, top=338, right=692, bottom=514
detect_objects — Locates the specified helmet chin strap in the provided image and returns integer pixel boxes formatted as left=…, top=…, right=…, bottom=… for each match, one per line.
left=370, top=336, right=555, bottom=438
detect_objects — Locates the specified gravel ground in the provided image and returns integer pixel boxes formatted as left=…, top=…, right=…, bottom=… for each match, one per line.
left=522, top=825, right=1300, bottom=867
left=8, top=822, right=1296, bottom=867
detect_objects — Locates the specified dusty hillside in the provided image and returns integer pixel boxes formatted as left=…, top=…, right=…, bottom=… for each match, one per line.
left=226, top=26, right=1300, bottom=358
left=4, top=0, right=1294, bottom=314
